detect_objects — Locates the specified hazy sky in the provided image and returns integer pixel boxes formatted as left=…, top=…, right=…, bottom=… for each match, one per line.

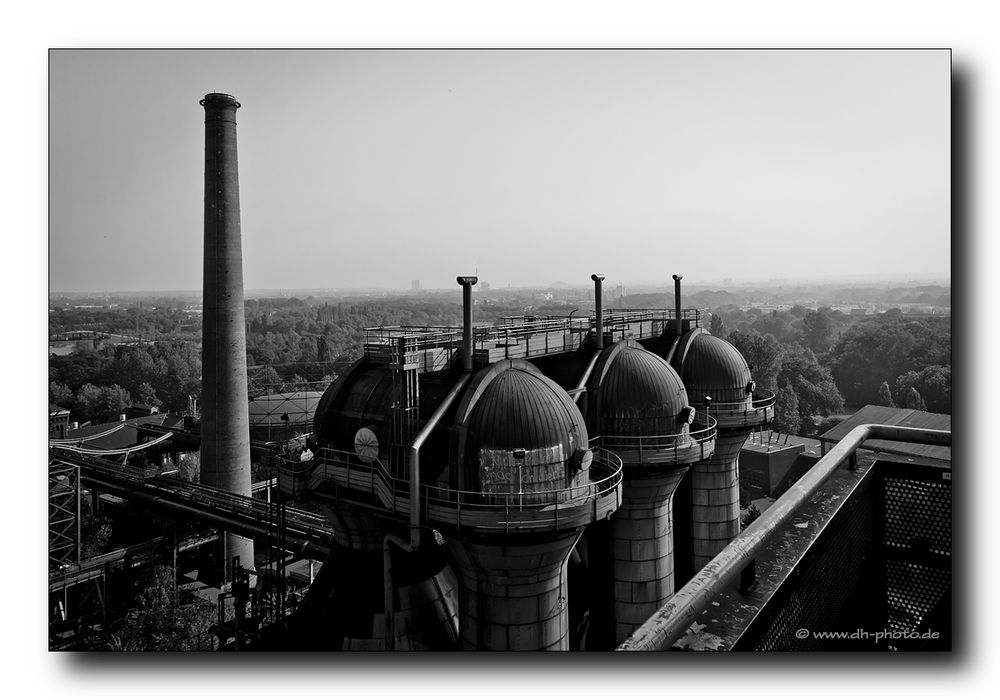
left=49, top=49, right=950, bottom=293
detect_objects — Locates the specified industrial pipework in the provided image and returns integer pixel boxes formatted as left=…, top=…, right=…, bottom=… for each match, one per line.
left=457, top=276, right=478, bottom=372
left=592, top=274, right=605, bottom=350
left=199, top=92, right=254, bottom=581
left=672, top=274, right=683, bottom=333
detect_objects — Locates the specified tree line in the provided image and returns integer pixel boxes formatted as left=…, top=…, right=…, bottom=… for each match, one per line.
left=50, top=295, right=950, bottom=432
left=713, top=305, right=950, bottom=436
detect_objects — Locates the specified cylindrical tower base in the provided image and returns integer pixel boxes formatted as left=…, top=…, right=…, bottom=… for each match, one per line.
left=319, top=505, right=459, bottom=650
left=446, top=531, right=582, bottom=650
left=609, top=466, right=688, bottom=643
left=688, top=430, right=750, bottom=572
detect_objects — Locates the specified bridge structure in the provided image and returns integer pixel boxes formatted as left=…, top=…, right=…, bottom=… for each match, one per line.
left=48, top=444, right=335, bottom=650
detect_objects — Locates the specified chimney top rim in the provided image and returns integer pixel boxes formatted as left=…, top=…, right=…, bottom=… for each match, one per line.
left=200, top=93, right=241, bottom=109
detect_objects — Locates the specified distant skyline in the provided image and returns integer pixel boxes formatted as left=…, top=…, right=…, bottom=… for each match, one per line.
left=49, top=49, right=950, bottom=293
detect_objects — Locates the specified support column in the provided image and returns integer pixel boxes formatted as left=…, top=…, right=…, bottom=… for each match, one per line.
left=688, top=431, right=748, bottom=572
left=446, top=532, right=582, bottom=650
left=610, top=467, right=688, bottom=642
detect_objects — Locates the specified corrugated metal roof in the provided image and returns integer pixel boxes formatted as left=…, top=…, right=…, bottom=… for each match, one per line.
left=62, top=413, right=185, bottom=451
left=595, top=341, right=689, bottom=436
left=819, top=405, right=952, bottom=462
left=676, top=330, right=752, bottom=400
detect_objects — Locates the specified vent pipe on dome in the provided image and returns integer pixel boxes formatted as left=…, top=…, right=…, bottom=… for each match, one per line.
left=457, top=276, right=478, bottom=372
left=592, top=274, right=605, bottom=350
left=672, top=274, right=683, bottom=334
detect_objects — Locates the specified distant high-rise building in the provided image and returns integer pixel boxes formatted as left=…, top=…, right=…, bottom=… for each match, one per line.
left=411, top=279, right=420, bottom=291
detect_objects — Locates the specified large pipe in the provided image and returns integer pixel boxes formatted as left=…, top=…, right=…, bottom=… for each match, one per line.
left=457, top=276, right=478, bottom=372
left=617, top=424, right=952, bottom=651
left=199, top=92, right=254, bottom=581
left=571, top=350, right=603, bottom=405
left=592, top=274, right=605, bottom=349
left=672, top=274, right=683, bottom=334
left=384, top=372, right=473, bottom=648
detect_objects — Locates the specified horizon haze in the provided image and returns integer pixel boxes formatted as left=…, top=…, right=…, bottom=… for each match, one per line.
left=49, top=49, right=950, bottom=294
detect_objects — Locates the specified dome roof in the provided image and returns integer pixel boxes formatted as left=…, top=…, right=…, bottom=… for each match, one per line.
left=453, top=360, right=589, bottom=497
left=312, top=361, right=394, bottom=451
left=460, top=360, right=587, bottom=457
left=593, top=341, right=690, bottom=436
left=674, top=329, right=753, bottom=403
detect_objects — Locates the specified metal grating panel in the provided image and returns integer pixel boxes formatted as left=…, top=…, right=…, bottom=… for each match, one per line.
left=745, top=473, right=880, bottom=651
left=881, top=468, right=951, bottom=642
left=735, top=460, right=950, bottom=651
left=885, top=561, right=950, bottom=634
left=884, top=476, right=951, bottom=555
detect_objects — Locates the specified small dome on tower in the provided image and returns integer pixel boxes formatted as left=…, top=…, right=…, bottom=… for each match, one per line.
left=312, top=361, right=395, bottom=455
left=592, top=340, right=691, bottom=437
left=674, top=330, right=754, bottom=404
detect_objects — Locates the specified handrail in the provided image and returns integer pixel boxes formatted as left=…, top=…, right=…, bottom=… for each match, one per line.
left=687, top=390, right=776, bottom=410
left=599, top=418, right=717, bottom=453
left=53, top=451, right=334, bottom=549
left=420, top=448, right=622, bottom=508
left=312, top=446, right=624, bottom=531
left=616, top=423, right=952, bottom=651
left=48, top=422, right=129, bottom=445
left=606, top=308, right=702, bottom=321
left=48, top=431, right=173, bottom=456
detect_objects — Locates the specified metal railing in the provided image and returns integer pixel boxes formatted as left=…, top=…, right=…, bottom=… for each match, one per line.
left=616, top=424, right=952, bottom=651
left=52, top=450, right=334, bottom=557
left=361, top=308, right=704, bottom=367
left=309, top=446, right=624, bottom=533
left=687, top=390, right=776, bottom=429
left=604, top=308, right=701, bottom=323
left=594, top=418, right=717, bottom=466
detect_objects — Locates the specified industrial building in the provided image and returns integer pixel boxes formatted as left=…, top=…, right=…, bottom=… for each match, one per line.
left=47, top=92, right=952, bottom=652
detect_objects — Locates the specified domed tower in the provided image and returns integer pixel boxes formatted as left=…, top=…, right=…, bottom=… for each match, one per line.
left=644, top=275, right=775, bottom=582
left=670, top=328, right=773, bottom=576
left=304, top=358, right=461, bottom=651
left=582, top=340, right=716, bottom=645
left=439, top=359, right=622, bottom=651
left=636, top=275, right=775, bottom=584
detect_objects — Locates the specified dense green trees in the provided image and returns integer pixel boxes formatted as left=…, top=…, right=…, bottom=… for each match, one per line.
left=895, top=365, right=951, bottom=414
left=709, top=313, right=725, bottom=338
left=727, top=331, right=844, bottom=437
left=877, top=381, right=895, bottom=407
left=827, top=316, right=950, bottom=410
left=50, top=291, right=951, bottom=435
left=108, top=565, right=216, bottom=651
left=727, top=330, right=782, bottom=392
left=801, top=308, right=836, bottom=354
left=775, top=343, right=844, bottom=433
left=49, top=341, right=201, bottom=422
left=772, top=386, right=801, bottom=435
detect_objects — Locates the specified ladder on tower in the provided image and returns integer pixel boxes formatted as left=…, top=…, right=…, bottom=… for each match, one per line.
left=389, top=336, right=420, bottom=480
